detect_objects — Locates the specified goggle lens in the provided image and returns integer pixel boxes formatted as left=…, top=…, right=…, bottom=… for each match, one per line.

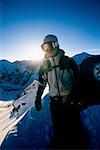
left=41, top=42, right=54, bottom=52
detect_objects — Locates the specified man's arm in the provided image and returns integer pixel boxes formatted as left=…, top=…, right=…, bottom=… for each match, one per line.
left=35, top=64, right=47, bottom=111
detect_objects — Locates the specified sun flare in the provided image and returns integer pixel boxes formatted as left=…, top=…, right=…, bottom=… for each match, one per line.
left=19, top=41, right=44, bottom=61
left=32, top=50, right=44, bottom=60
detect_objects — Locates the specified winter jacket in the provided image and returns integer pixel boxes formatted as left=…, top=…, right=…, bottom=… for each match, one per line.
left=36, top=49, right=78, bottom=100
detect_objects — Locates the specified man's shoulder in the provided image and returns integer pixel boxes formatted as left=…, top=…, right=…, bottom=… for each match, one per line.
left=39, top=59, right=50, bottom=74
left=64, top=55, right=76, bottom=64
left=62, top=54, right=78, bottom=76
left=60, top=54, right=74, bottom=65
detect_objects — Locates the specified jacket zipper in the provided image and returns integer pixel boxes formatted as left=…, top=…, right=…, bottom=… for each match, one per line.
left=52, top=57, right=60, bottom=96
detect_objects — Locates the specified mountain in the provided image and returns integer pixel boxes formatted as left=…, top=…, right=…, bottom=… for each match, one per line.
left=0, top=52, right=91, bottom=100
left=0, top=52, right=100, bottom=149
left=0, top=60, right=41, bottom=100
left=72, top=52, right=92, bottom=65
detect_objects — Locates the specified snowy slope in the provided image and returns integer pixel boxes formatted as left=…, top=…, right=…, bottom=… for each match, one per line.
left=1, top=95, right=52, bottom=149
left=81, top=105, right=100, bottom=149
left=0, top=80, right=40, bottom=145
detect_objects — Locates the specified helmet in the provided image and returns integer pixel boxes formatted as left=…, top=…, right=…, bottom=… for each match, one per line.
left=43, top=34, right=58, bottom=44
left=41, top=34, right=59, bottom=53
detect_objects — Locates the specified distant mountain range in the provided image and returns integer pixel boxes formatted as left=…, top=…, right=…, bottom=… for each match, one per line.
left=0, top=52, right=93, bottom=100
left=0, top=60, right=40, bottom=100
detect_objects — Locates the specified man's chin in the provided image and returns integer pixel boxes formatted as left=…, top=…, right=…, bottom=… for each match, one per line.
left=46, top=49, right=59, bottom=57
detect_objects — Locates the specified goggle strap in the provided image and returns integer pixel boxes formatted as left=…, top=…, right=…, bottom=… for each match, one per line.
left=54, top=41, right=59, bottom=48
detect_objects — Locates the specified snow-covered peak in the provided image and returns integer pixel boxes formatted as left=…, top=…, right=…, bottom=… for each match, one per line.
left=0, top=60, right=15, bottom=72
left=0, top=60, right=40, bottom=100
left=72, top=52, right=92, bottom=65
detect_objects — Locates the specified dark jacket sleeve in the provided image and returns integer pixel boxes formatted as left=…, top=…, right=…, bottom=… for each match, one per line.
left=36, top=64, right=47, bottom=101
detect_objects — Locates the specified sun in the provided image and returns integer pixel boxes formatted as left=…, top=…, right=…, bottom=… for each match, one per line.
left=1, top=40, right=45, bottom=62
left=24, top=49, right=44, bottom=61
left=32, top=50, right=44, bottom=61
left=19, top=41, right=44, bottom=61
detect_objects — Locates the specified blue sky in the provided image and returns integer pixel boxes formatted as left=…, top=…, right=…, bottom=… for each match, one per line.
left=0, top=0, right=100, bottom=61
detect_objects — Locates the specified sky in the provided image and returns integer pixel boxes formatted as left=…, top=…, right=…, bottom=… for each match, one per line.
left=0, top=0, right=100, bottom=62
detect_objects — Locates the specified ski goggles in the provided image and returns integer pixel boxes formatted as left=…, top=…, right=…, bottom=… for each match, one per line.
left=41, top=41, right=58, bottom=52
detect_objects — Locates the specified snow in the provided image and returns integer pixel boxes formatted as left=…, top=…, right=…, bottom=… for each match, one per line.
left=0, top=92, right=52, bottom=149
left=0, top=60, right=39, bottom=100
left=81, top=105, right=100, bottom=149
left=72, top=52, right=91, bottom=66
left=0, top=80, right=40, bottom=145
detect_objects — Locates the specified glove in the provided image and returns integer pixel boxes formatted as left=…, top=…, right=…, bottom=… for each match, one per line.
left=35, top=100, right=42, bottom=111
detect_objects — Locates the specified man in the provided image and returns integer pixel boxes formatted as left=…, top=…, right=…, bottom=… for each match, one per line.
left=35, top=34, right=80, bottom=148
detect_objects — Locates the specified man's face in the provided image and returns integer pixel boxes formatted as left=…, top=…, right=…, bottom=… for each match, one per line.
left=41, top=42, right=55, bottom=54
